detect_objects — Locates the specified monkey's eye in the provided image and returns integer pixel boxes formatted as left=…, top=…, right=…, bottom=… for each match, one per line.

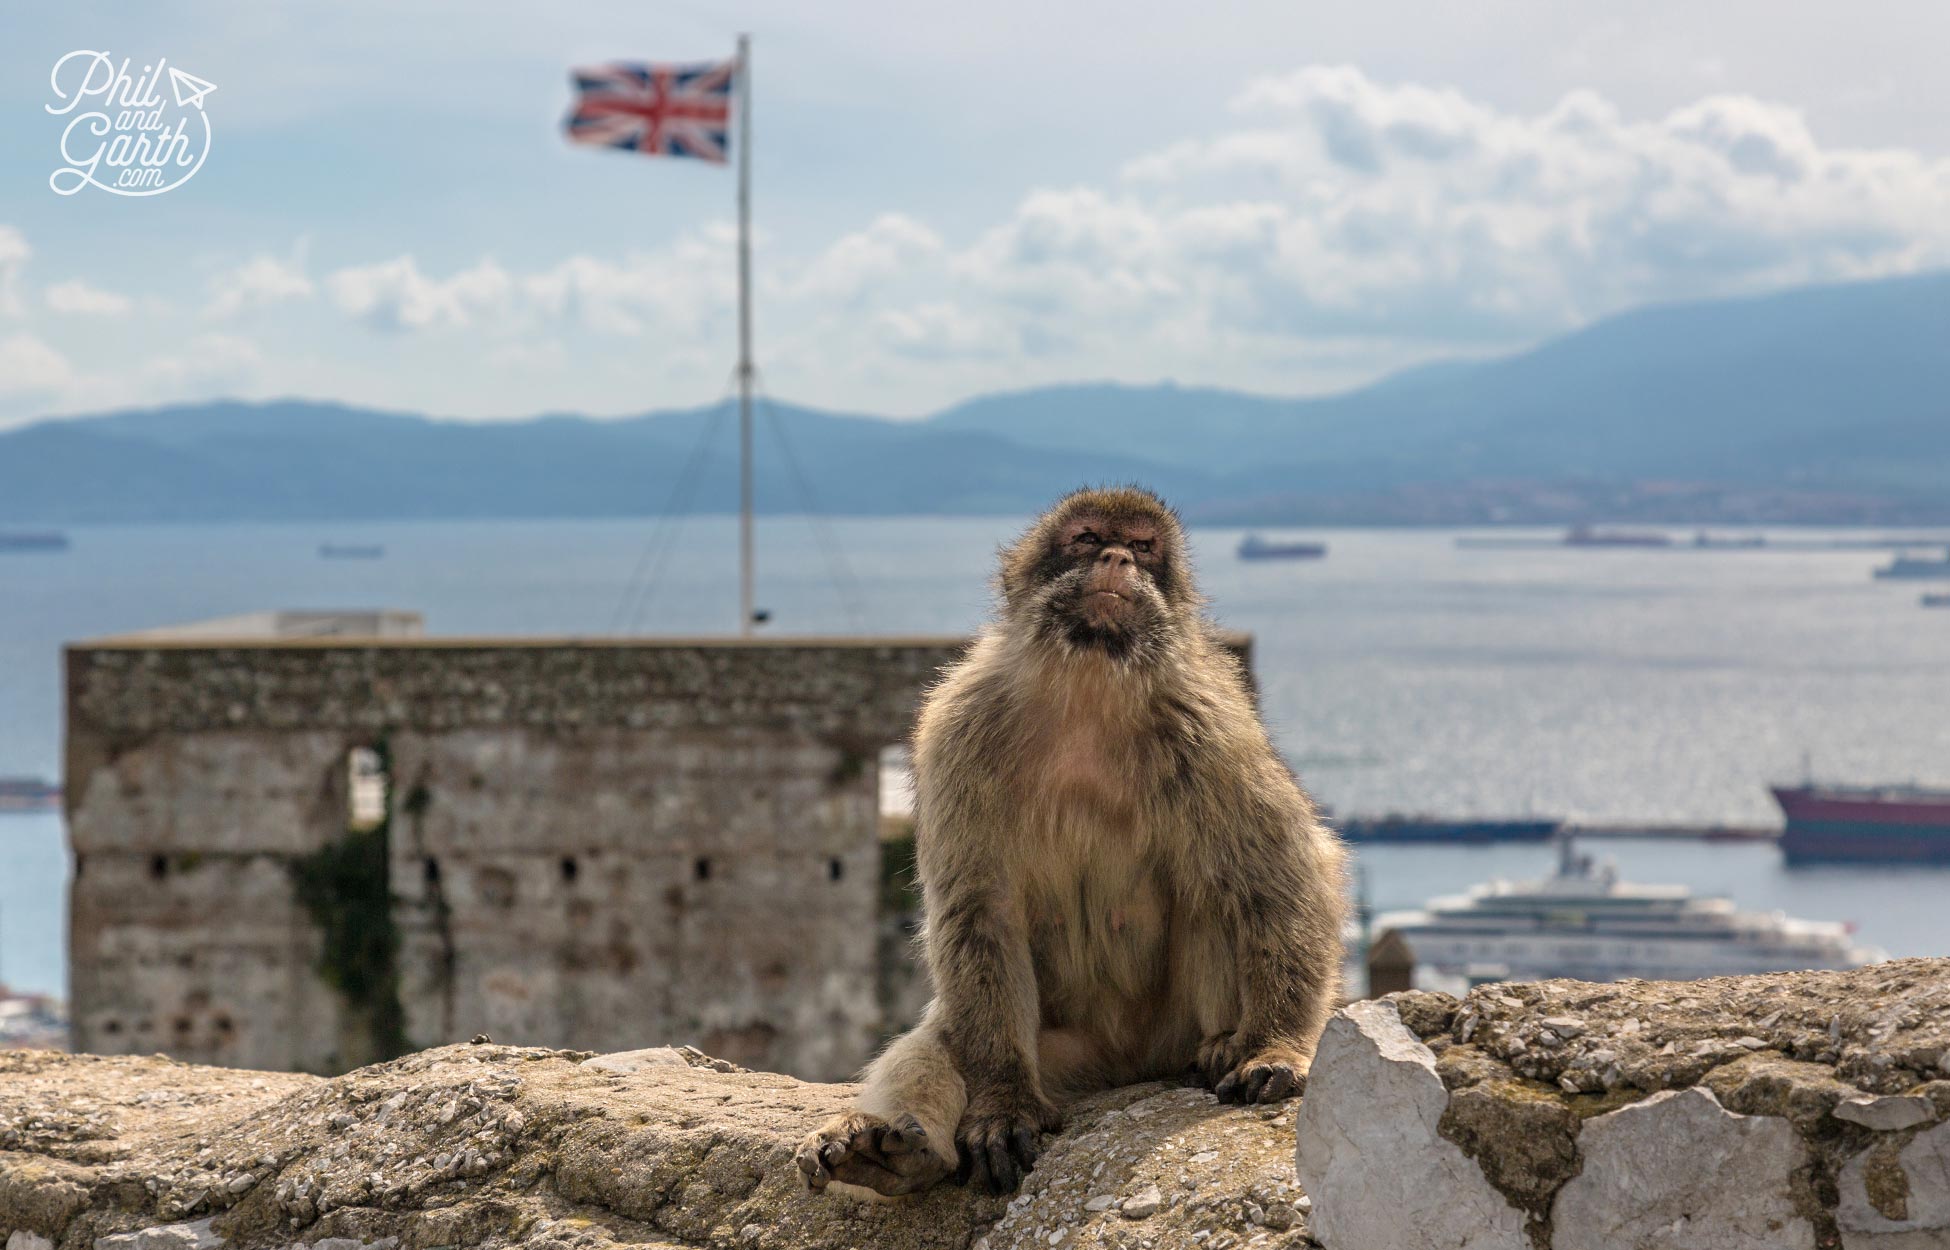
left=1131, top=539, right=1154, bottom=554
left=1076, top=530, right=1101, bottom=546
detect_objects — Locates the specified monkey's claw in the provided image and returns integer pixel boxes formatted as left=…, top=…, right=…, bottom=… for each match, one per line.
left=1214, top=1058, right=1307, bottom=1104
left=796, top=1111, right=949, bottom=1197
left=954, top=1100, right=1058, bottom=1195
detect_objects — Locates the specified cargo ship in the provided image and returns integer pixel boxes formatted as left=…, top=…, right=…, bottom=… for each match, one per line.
left=0, top=777, right=61, bottom=813
left=0, top=531, right=68, bottom=552
left=1332, top=814, right=1559, bottom=844
left=1872, top=551, right=1950, bottom=580
left=1378, top=836, right=1883, bottom=985
left=1563, top=525, right=1671, bottom=548
left=1773, top=783, right=1950, bottom=864
left=1238, top=534, right=1326, bottom=561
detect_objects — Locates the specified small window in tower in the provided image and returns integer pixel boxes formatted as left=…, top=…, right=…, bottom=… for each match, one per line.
left=829, top=857, right=844, bottom=881
left=149, top=854, right=168, bottom=880
left=347, top=746, right=388, bottom=831
left=561, top=856, right=580, bottom=884
left=694, top=857, right=713, bottom=881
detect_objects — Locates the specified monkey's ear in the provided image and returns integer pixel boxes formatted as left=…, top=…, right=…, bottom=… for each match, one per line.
left=995, top=539, right=1031, bottom=609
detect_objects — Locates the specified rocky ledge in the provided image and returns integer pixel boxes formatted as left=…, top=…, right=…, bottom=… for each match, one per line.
left=0, top=1045, right=1309, bottom=1250
left=7, top=959, right=1948, bottom=1250
left=1297, top=957, right=1950, bottom=1250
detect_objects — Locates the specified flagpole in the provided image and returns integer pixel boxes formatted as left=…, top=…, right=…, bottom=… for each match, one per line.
left=735, top=32, right=755, bottom=637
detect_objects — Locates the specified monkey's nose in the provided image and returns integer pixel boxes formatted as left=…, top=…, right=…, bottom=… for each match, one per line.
left=1097, top=547, right=1134, bottom=569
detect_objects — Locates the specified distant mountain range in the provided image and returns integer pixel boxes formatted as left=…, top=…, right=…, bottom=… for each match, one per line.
left=4, top=271, right=1947, bottom=525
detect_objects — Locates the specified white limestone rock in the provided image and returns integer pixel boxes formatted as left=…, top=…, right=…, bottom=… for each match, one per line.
left=9, top=1234, right=55, bottom=1250
left=94, top=1220, right=222, bottom=1250
left=1835, top=1095, right=1937, bottom=1133
left=1837, top=1118, right=1950, bottom=1249
left=1294, top=998, right=1528, bottom=1250
left=1551, top=1087, right=1814, bottom=1250
left=576, top=1047, right=691, bottom=1075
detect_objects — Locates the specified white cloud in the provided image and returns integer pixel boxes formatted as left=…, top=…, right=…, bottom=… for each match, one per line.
left=212, top=67, right=1950, bottom=413
left=0, top=334, right=74, bottom=397
left=521, top=231, right=733, bottom=338
left=143, top=332, right=265, bottom=389
left=875, top=302, right=1010, bottom=360
left=1103, top=66, right=1950, bottom=342
left=45, top=279, right=134, bottom=317
left=0, top=226, right=30, bottom=318
left=207, top=245, right=316, bottom=318
left=327, top=255, right=514, bottom=331
left=789, top=214, right=943, bottom=303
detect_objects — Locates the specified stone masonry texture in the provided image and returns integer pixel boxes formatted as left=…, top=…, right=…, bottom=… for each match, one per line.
left=62, top=638, right=968, bottom=1081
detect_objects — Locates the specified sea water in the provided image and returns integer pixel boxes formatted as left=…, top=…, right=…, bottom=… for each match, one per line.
left=3, top=518, right=1947, bottom=996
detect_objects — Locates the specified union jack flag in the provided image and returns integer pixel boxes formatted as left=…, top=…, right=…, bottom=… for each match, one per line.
left=565, top=60, right=735, bottom=163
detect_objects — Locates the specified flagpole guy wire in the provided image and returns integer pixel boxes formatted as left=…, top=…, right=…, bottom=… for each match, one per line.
left=609, top=388, right=735, bottom=635
left=752, top=373, right=869, bottom=632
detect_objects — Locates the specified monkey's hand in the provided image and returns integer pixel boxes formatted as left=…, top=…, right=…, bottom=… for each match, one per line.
left=1197, top=1032, right=1310, bottom=1104
left=954, top=1087, right=1061, bottom=1195
left=796, top=1111, right=951, bottom=1197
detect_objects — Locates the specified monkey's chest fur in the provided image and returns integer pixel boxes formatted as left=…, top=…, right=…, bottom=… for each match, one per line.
left=1011, top=722, right=1222, bottom=1078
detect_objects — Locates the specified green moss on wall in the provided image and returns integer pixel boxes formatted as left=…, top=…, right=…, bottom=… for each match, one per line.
left=288, top=738, right=408, bottom=1064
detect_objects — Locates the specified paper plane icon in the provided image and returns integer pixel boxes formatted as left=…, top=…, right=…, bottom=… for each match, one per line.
left=168, top=67, right=218, bottom=110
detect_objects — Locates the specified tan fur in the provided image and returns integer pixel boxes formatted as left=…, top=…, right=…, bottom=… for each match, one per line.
left=796, top=486, right=1348, bottom=1198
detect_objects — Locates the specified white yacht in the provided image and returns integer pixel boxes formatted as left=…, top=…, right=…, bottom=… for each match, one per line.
left=1376, top=838, right=1883, bottom=986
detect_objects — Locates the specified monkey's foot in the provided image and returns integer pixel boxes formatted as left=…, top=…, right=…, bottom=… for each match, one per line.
left=954, top=1094, right=1061, bottom=1195
left=1215, top=1055, right=1306, bottom=1103
left=1197, top=1033, right=1310, bottom=1104
left=795, top=1111, right=950, bottom=1197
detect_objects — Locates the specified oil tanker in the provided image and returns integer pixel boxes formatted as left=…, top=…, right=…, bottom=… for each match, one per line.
left=1332, top=815, right=1559, bottom=844
left=1773, top=783, right=1950, bottom=864
left=0, top=777, right=61, bottom=813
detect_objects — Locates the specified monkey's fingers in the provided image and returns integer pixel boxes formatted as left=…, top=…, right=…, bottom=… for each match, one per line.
left=879, top=1114, right=929, bottom=1156
left=795, top=1140, right=835, bottom=1190
left=1217, top=1062, right=1303, bottom=1105
left=1011, top=1123, right=1041, bottom=1168
left=1197, top=1030, right=1244, bottom=1088
left=1257, top=1065, right=1299, bottom=1102
left=980, top=1128, right=1020, bottom=1194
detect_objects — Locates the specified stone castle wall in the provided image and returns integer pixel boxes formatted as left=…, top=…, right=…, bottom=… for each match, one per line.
left=63, top=636, right=966, bottom=1079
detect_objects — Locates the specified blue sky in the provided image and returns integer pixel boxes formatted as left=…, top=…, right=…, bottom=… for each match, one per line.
left=3, top=1, right=1949, bottom=427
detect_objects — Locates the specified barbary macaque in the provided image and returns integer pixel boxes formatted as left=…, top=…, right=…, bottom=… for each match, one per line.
left=798, top=486, right=1346, bottom=1197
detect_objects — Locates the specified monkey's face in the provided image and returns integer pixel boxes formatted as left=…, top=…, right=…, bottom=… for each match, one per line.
left=1016, top=505, right=1184, bottom=662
